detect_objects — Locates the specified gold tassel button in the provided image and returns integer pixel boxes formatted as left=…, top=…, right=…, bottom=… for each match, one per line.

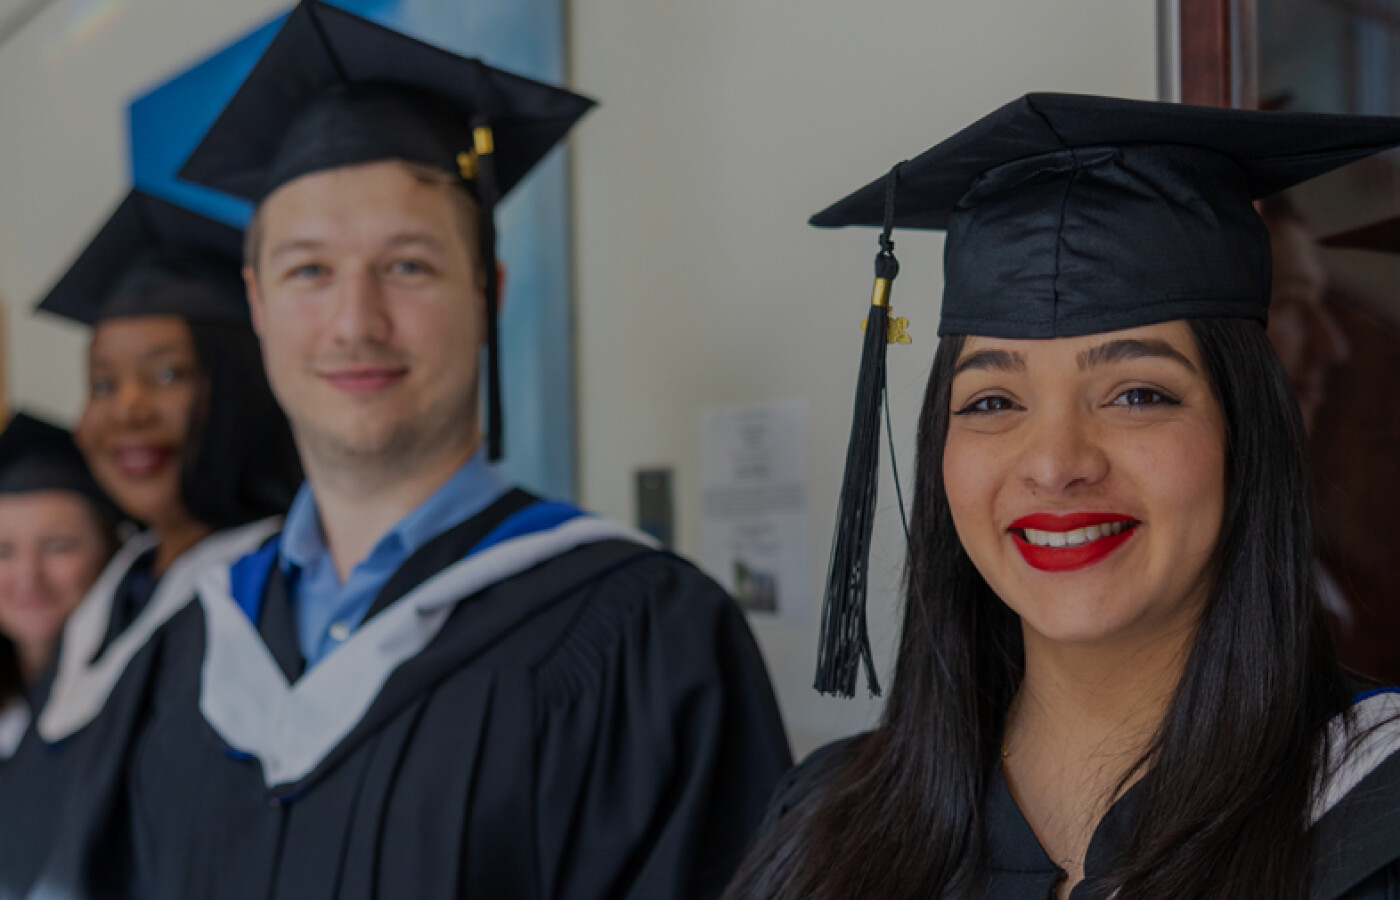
left=473, top=126, right=495, bottom=156
left=457, top=151, right=478, bottom=180
left=860, top=315, right=913, bottom=345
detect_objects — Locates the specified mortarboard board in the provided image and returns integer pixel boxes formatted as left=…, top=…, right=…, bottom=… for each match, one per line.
left=36, top=190, right=248, bottom=328
left=811, top=93, right=1400, bottom=698
left=1320, top=215, right=1400, bottom=253
left=0, top=413, right=119, bottom=522
left=177, top=0, right=597, bottom=461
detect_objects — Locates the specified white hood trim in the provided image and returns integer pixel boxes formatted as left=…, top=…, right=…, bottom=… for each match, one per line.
left=36, top=519, right=282, bottom=743
left=199, top=515, right=654, bottom=789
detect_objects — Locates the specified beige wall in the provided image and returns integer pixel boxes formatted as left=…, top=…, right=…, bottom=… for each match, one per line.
left=0, top=0, right=1159, bottom=758
left=569, top=0, right=1160, bottom=756
left=0, top=0, right=287, bottom=422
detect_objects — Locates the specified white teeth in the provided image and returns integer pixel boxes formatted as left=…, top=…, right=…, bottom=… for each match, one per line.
left=1018, top=520, right=1132, bottom=548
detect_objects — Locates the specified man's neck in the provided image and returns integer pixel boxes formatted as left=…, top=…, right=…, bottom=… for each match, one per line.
left=305, top=439, right=480, bottom=582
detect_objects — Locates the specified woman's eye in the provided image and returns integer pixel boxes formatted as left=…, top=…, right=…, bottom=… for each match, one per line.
left=1109, top=387, right=1179, bottom=408
left=41, top=538, right=79, bottom=555
left=955, top=395, right=1020, bottom=415
left=152, top=365, right=187, bottom=387
left=88, top=377, right=115, bottom=399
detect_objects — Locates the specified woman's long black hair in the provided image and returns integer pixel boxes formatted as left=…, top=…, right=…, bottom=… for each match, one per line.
left=0, top=637, right=21, bottom=708
left=179, top=321, right=302, bottom=529
left=725, top=317, right=1349, bottom=900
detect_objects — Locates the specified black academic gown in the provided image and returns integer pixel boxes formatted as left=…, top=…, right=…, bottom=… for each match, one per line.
left=0, top=697, right=29, bottom=781
left=113, top=492, right=790, bottom=900
left=763, top=693, right=1400, bottom=900
left=0, top=522, right=280, bottom=900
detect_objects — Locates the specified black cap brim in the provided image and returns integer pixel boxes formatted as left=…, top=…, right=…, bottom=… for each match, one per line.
left=0, top=412, right=118, bottom=518
left=178, top=0, right=596, bottom=202
left=36, top=190, right=248, bottom=327
left=811, top=93, right=1400, bottom=230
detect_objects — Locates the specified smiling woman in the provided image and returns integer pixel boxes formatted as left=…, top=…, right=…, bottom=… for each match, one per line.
left=944, top=322, right=1227, bottom=652
left=725, top=95, right=1400, bottom=900
left=0, top=191, right=302, bottom=898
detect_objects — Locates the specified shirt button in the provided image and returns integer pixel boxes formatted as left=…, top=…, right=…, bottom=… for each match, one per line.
left=328, top=621, right=351, bottom=642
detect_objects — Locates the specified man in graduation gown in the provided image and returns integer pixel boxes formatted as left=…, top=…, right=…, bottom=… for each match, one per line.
left=61, top=5, right=792, bottom=900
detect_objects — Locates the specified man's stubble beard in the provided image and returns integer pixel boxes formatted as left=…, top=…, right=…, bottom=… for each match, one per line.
left=293, top=387, right=480, bottom=497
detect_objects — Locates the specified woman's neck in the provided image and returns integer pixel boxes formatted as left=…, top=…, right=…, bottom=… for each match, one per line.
left=15, top=638, right=55, bottom=688
left=1002, top=623, right=1196, bottom=896
left=151, top=516, right=214, bottom=576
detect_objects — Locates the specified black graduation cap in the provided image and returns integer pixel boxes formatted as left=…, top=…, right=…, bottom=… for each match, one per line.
left=1320, top=215, right=1400, bottom=253
left=810, top=93, right=1400, bottom=698
left=36, top=190, right=248, bottom=327
left=0, top=412, right=118, bottom=522
left=177, top=1, right=596, bottom=461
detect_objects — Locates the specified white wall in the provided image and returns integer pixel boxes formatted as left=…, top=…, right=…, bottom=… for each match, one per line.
left=0, top=0, right=287, bottom=422
left=570, top=0, right=1159, bottom=757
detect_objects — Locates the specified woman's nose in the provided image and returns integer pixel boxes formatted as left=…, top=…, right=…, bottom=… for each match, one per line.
left=1015, top=407, right=1110, bottom=495
left=112, top=379, right=157, bottom=424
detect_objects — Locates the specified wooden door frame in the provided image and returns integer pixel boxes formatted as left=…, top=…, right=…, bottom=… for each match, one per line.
left=1176, top=0, right=1258, bottom=108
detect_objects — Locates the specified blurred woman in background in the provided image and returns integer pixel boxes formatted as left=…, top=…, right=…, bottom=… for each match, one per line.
left=0, top=190, right=302, bottom=896
left=0, top=412, right=119, bottom=769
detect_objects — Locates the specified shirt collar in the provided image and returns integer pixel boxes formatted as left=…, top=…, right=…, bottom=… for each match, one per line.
left=279, top=448, right=509, bottom=574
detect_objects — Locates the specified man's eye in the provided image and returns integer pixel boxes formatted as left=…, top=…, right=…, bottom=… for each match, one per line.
left=289, top=263, right=327, bottom=280
left=89, top=377, right=115, bottom=399
left=389, top=259, right=430, bottom=276
left=954, top=395, right=1019, bottom=415
left=1109, top=387, right=1180, bottom=408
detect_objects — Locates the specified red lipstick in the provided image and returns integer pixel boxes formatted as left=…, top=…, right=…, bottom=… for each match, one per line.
left=1007, top=512, right=1138, bottom=573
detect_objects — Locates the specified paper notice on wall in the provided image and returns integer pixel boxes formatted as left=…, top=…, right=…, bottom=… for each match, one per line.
left=699, top=400, right=809, bottom=620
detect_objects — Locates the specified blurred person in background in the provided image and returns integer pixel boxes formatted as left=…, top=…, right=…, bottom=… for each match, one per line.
left=1259, top=194, right=1352, bottom=433
left=0, top=412, right=120, bottom=773
left=0, top=190, right=302, bottom=898
left=1257, top=194, right=1359, bottom=642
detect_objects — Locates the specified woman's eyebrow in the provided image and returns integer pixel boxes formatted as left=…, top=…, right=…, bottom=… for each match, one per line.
left=952, top=349, right=1026, bottom=377
left=1077, top=339, right=1197, bottom=373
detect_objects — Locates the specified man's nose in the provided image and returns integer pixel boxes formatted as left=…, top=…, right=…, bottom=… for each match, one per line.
left=330, top=267, right=392, bottom=345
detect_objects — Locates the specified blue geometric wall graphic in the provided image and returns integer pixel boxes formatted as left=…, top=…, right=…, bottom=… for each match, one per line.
left=126, top=0, right=578, bottom=500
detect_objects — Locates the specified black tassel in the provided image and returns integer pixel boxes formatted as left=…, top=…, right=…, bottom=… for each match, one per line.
left=470, top=120, right=505, bottom=462
left=814, top=164, right=903, bottom=698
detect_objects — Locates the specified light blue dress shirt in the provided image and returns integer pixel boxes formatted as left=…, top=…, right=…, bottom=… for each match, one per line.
left=279, top=450, right=510, bottom=668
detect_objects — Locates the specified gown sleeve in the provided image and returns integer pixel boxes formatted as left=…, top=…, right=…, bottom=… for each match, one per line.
left=529, top=552, right=793, bottom=900
left=1338, top=864, right=1400, bottom=899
